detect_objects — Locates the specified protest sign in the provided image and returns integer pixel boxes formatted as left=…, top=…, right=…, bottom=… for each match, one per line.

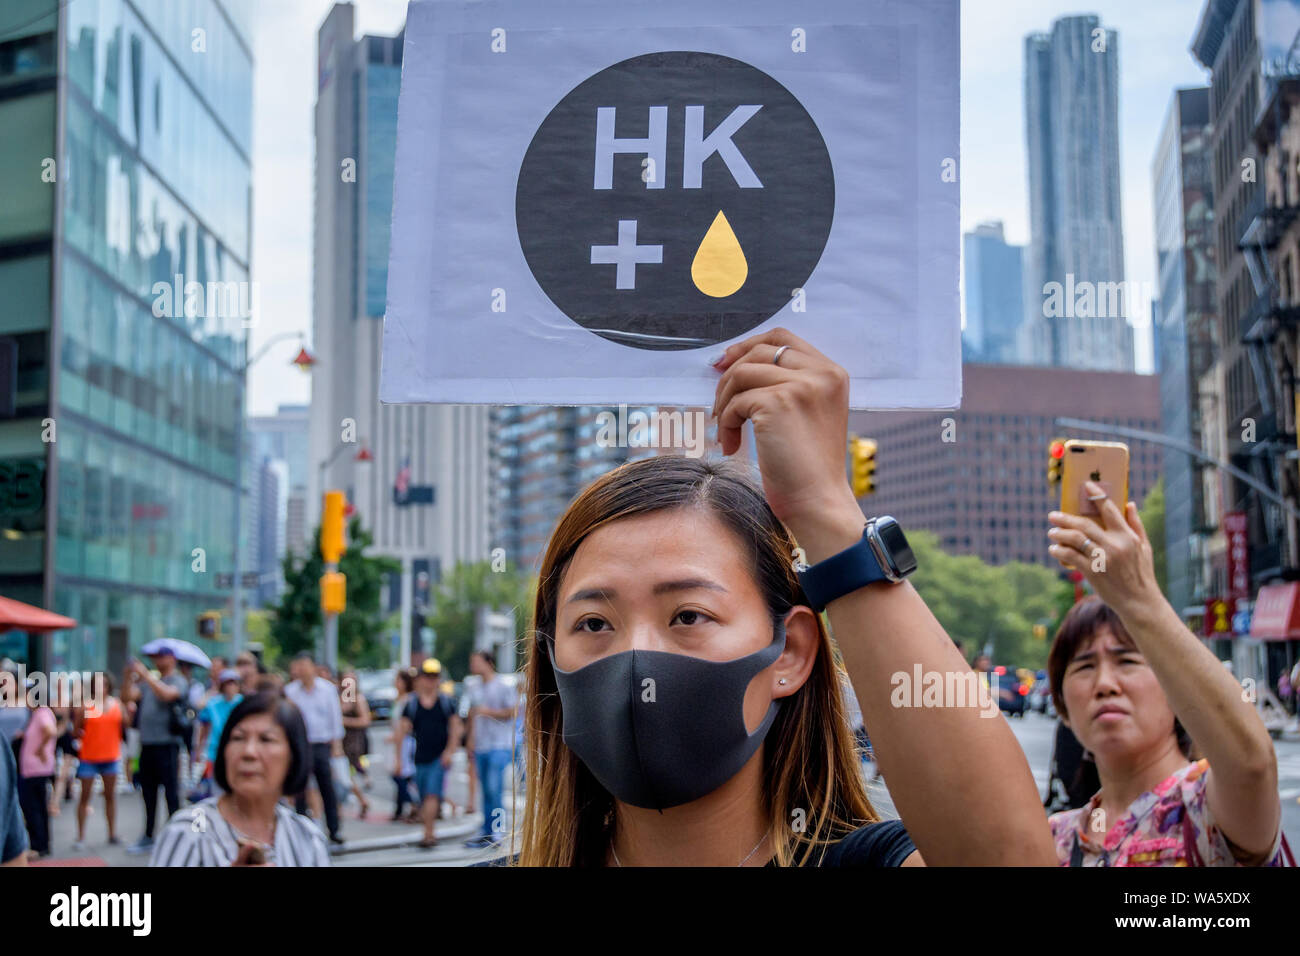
left=382, top=0, right=960, bottom=408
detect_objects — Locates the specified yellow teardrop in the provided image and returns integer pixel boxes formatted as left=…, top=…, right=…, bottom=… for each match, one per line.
left=691, top=211, right=748, bottom=298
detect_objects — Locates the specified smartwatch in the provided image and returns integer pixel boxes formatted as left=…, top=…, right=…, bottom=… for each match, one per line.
left=795, top=516, right=917, bottom=613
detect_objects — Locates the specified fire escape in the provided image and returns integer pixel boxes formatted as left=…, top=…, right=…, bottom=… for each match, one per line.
left=1239, top=75, right=1300, bottom=580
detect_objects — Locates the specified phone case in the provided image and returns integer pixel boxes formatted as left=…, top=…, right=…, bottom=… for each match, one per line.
left=1060, top=440, right=1129, bottom=517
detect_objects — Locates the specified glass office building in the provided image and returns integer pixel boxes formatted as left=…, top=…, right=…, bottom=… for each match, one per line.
left=0, top=0, right=252, bottom=670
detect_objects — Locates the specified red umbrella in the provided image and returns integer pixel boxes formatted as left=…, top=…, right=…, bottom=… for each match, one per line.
left=0, top=595, right=77, bottom=633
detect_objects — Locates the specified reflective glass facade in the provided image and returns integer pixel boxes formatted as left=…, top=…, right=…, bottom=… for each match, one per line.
left=0, top=0, right=250, bottom=671
left=364, top=62, right=400, bottom=318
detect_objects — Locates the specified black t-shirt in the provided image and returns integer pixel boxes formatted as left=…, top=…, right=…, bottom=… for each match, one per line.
left=404, top=695, right=456, bottom=765
left=794, top=819, right=916, bottom=867
left=473, top=819, right=916, bottom=866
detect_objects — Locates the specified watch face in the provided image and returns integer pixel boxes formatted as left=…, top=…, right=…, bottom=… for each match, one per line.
left=875, top=518, right=916, bottom=577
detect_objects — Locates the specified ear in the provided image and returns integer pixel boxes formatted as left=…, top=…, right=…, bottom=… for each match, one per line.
left=772, top=606, right=820, bottom=698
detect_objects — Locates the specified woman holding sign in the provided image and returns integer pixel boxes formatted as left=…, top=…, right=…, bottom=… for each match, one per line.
left=1044, top=494, right=1283, bottom=866
left=510, top=328, right=1054, bottom=866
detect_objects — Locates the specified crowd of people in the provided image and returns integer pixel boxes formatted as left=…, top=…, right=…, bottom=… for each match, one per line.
left=0, top=645, right=523, bottom=867
left=0, top=328, right=1292, bottom=868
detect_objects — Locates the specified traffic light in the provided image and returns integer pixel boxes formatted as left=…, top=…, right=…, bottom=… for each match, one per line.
left=1047, top=437, right=1066, bottom=485
left=321, top=490, right=347, bottom=563
left=320, top=571, right=347, bottom=615
left=196, top=611, right=221, bottom=639
left=850, top=437, right=877, bottom=497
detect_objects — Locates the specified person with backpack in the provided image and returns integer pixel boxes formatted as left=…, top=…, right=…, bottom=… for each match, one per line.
left=399, top=658, right=462, bottom=849
left=123, top=647, right=188, bottom=855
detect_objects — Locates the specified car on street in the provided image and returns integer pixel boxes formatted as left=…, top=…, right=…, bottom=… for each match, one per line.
left=358, top=668, right=398, bottom=720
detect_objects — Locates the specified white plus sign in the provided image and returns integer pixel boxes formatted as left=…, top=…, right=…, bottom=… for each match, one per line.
left=590, top=219, right=662, bottom=290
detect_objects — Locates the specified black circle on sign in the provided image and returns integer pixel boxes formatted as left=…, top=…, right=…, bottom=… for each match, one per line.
left=515, top=51, right=834, bottom=351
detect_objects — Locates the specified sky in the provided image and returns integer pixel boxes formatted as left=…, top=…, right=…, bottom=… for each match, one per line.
left=246, top=0, right=1212, bottom=415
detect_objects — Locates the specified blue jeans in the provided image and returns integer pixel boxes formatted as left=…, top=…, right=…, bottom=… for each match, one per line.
left=475, top=749, right=511, bottom=839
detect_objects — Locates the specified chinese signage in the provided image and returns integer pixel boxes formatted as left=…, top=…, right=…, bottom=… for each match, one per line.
left=1225, top=511, right=1249, bottom=602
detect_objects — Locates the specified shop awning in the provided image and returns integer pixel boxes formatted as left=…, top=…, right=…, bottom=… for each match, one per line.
left=0, top=595, right=77, bottom=634
left=1249, top=583, right=1300, bottom=640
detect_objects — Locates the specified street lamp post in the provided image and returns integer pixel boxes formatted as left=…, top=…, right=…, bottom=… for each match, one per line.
left=231, top=331, right=313, bottom=658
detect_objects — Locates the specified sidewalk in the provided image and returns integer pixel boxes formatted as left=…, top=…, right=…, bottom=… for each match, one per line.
left=34, top=751, right=514, bottom=867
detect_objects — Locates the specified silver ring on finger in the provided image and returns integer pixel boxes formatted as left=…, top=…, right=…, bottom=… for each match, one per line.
left=1081, top=537, right=1095, bottom=553
left=772, top=345, right=790, bottom=366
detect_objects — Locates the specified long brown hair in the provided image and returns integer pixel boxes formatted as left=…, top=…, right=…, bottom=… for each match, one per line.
left=515, top=455, right=877, bottom=866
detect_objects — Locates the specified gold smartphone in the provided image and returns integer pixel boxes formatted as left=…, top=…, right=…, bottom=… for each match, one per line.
left=1060, top=439, right=1129, bottom=517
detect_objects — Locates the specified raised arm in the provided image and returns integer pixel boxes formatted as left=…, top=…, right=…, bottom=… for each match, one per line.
left=1049, top=484, right=1279, bottom=861
left=713, top=328, right=1056, bottom=866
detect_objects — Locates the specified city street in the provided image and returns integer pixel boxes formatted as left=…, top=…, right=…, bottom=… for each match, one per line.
left=34, top=711, right=1300, bottom=865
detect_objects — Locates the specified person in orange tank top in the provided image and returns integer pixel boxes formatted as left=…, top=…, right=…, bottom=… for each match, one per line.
left=71, top=672, right=124, bottom=852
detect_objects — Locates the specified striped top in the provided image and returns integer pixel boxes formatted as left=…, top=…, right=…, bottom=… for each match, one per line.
left=149, top=795, right=331, bottom=867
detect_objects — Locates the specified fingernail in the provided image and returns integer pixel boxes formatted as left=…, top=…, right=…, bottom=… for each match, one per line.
left=708, top=351, right=727, bottom=368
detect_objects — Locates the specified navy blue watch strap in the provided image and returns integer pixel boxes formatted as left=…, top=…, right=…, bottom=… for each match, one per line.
left=797, top=525, right=888, bottom=613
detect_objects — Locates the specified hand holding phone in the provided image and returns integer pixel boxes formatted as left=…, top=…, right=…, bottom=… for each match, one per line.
left=1059, top=440, right=1129, bottom=517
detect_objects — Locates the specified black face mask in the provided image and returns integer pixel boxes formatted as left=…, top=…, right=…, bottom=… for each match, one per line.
left=548, top=619, right=787, bottom=810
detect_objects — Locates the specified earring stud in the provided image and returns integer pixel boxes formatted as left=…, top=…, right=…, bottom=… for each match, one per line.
left=778, top=678, right=788, bottom=685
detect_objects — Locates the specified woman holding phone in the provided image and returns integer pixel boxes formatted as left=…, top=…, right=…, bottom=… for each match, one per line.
left=510, top=328, right=1054, bottom=866
left=1045, top=484, right=1283, bottom=866
left=150, top=694, right=330, bottom=867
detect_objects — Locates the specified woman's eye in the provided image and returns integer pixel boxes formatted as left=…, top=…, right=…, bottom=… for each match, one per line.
left=575, top=617, right=608, bottom=633
left=672, top=609, right=710, bottom=627
left=1119, top=657, right=1142, bottom=666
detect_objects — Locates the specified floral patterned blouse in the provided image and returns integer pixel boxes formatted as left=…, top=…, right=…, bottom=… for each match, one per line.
left=1047, top=759, right=1283, bottom=867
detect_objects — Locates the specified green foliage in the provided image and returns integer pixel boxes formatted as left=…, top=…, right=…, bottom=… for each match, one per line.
left=269, top=517, right=401, bottom=670
left=1139, top=476, right=1167, bottom=597
left=424, top=561, right=537, bottom=679
left=907, top=530, right=1071, bottom=670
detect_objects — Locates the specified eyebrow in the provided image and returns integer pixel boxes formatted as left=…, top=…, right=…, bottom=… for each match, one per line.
left=1069, top=645, right=1140, bottom=665
left=564, top=578, right=728, bottom=605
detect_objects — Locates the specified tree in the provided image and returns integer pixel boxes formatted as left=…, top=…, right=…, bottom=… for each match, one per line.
left=424, top=560, right=536, bottom=679
left=1139, top=476, right=1167, bottom=597
left=907, top=530, right=1071, bottom=669
left=269, top=516, right=400, bottom=670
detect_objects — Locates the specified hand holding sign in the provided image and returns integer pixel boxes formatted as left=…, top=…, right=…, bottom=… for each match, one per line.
left=712, top=328, right=860, bottom=536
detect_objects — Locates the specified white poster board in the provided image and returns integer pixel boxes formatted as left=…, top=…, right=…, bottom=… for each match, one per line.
left=381, top=0, right=960, bottom=408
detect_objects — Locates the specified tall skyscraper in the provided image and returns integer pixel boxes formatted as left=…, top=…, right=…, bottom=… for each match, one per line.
left=1022, top=15, right=1133, bottom=371
left=312, top=5, right=489, bottom=609
left=962, top=221, right=1025, bottom=364
left=0, top=0, right=254, bottom=670
left=248, top=404, right=310, bottom=604
left=1152, top=87, right=1217, bottom=619
left=248, top=403, right=310, bottom=556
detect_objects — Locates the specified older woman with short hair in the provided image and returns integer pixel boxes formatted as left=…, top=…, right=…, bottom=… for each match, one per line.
left=150, top=694, right=330, bottom=867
